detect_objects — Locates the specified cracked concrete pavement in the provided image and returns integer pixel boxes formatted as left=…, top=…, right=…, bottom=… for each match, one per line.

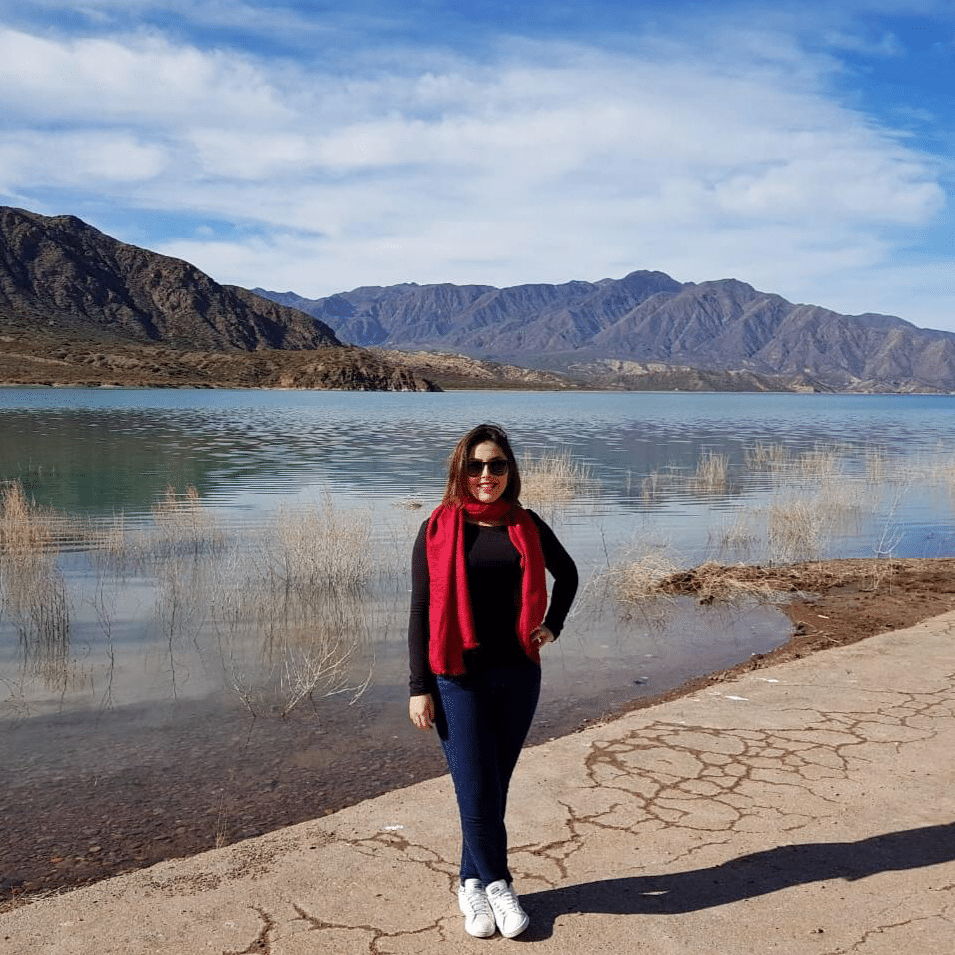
left=3, top=611, right=955, bottom=954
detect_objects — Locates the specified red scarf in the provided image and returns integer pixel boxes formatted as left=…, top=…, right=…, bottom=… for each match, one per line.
left=425, top=499, right=547, bottom=676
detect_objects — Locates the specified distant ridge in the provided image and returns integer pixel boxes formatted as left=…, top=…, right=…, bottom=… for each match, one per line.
left=256, top=274, right=955, bottom=393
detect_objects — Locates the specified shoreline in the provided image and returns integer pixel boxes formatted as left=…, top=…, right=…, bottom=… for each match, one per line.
left=3, top=556, right=954, bottom=911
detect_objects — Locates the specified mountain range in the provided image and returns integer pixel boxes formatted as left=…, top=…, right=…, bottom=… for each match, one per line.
left=256, top=274, right=955, bottom=392
left=2, top=204, right=953, bottom=393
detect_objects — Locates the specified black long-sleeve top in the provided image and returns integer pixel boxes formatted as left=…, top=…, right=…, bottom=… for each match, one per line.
left=408, top=509, right=578, bottom=696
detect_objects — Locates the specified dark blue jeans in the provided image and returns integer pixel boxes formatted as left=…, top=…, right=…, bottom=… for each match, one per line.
left=434, top=663, right=542, bottom=885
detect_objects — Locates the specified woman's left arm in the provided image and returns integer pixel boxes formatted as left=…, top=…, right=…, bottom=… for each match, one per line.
left=530, top=511, right=578, bottom=639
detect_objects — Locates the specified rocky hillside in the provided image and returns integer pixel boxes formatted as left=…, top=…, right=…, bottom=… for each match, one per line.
left=0, top=336, right=438, bottom=391
left=259, top=275, right=955, bottom=392
left=0, top=206, right=339, bottom=351
left=0, top=207, right=438, bottom=391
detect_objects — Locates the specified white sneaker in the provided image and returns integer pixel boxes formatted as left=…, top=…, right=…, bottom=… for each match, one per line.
left=458, top=879, right=496, bottom=938
left=485, top=879, right=529, bottom=938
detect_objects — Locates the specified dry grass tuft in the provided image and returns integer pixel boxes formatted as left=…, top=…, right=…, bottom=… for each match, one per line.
left=605, top=551, right=682, bottom=603
left=0, top=482, right=71, bottom=687
left=745, top=442, right=792, bottom=471
left=520, top=449, right=595, bottom=507
left=0, top=481, right=59, bottom=556
left=690, top=451, right=730, bottom=493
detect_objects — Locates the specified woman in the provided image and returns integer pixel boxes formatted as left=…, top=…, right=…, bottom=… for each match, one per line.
left=408, top=423, right=578, bottom=939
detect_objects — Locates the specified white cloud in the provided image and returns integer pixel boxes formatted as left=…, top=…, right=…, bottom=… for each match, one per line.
left=1, top=14, right=952, bottom=330
left=0, top=132, right=168, bottom=185
left=0, top=27, right=291, bottom=126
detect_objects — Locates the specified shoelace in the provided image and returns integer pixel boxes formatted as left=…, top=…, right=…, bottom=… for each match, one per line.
left=489, top=885, right=521, bottom=913
left=464, top=886, right=493, bottom=916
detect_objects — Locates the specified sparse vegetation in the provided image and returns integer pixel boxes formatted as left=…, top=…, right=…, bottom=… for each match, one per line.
left=520, top=449, right=596, bottom=508
left=0, top=482, right=72, bottom=689
left=605, top=551, right=681, bottom=603
left=0, top=481, right=377, bottom=716
left=744, top=441, right=792, bottom=471
left=690, top=450, right=730, bottom=493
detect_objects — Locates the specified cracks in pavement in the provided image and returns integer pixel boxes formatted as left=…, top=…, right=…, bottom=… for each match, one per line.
left=347, top=828, right=457, bottom=889
left=290, top=901, right=445, bottom=955
left=223, top=906, right=274, bottom=955
left=504, top=677, right=955, bottom=891
left=202, top=664, right=955, bottom=953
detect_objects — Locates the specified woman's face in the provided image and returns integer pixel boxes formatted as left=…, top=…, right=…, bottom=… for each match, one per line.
left=466, top=441, right=509, bottom=504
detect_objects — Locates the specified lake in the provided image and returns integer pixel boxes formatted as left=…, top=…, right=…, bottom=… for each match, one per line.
left=2, top=387, right=954, bottom=896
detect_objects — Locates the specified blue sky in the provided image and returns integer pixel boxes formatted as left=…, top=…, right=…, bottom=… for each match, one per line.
left=1, top=1, right=953, bottom=330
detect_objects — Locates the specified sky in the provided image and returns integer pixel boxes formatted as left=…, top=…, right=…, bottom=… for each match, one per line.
left=1, top=1, right=953, bottom=331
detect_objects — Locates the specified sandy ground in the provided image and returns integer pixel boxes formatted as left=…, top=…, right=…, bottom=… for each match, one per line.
left=3, top=556, right=954, bottom=912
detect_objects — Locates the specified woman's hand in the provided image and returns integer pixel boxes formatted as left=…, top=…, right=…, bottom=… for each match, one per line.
left=531, top=624, right=555, bottom=648
left=409, top=693, right=435, bottom=730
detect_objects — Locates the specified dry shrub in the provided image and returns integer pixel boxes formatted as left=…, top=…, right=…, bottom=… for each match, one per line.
left=520, top=449, right=595, bottom=507
left=791, top=446, right=845, bottom=482
left=767, top=496, right=828, bottom=563
left=863, top=449, right=890, bottom=484
left=607, top=551, right=681, bottom=603
left=709, top=511, right=760, bottom=560
left=641, top=470, right=664, bottom=502
left=94, top=486, right=225, bottom=573
left=745, top=442, right=792, bottom=471
left=226, top=495, right=375, bottom=715
left=229, top=580, right=373, bottom=717
left=691, top=451, right=730, bottom=493
left=269, top=495, right=372, bottom=592
left=745, top=442, right=848, bottom=487
left=150, top=485, right=224, bottom=559
left=0, top=482, right=71, bottom=688
left=765, top=482, right=861, bottom=564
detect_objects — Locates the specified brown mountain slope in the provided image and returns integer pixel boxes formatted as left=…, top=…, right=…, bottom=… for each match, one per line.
left=0, top=206, right=338, bottom=351
left=0, top=207, right=441, bottom=391
left=260, top=274, right=955, bottom=392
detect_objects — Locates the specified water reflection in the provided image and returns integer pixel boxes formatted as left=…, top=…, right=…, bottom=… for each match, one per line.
left=2, top=387, right=955, bottom=898
left=4, top=390, right=954, bottom=520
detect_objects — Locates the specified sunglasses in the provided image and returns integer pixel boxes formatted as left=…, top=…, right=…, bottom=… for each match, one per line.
left=467, top=458, right=509, bottom=477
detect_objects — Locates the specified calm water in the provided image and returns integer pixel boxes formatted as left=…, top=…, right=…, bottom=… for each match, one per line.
left=2, top=388, right=955, bottom=750
left=3, top=387, right=955, bottom=893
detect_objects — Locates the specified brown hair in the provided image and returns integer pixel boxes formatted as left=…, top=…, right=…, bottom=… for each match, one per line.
left=441, top=423, right=522, bottom=507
